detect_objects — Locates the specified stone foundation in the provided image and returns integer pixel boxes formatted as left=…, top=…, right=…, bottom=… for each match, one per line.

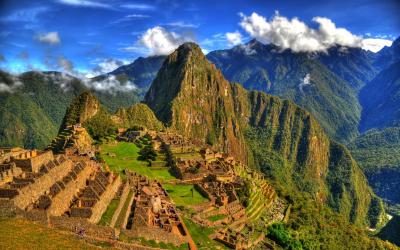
left=13, top=158, right=73, bottom=210
left=47, top=163, right=96, bottom=216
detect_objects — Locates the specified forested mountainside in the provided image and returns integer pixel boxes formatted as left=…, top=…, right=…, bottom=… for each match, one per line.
left=348, top=127, right=400, bottom=207
left=0, top=71, right=140, bottom=149
left=360, top=61, right=400, bottom=132
left=144, top=42, right=385, bottom=229
left=207, top=40, right=362, bottom=143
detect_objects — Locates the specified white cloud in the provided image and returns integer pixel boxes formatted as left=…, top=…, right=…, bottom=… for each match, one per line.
left=57, top=0, right=112, bottom=9
left=85, top=58, right=127, bottom=78
left=226, top=31, right=243, bottom=46
left=57, top=57, right=74, bottom=72
left=239, top=12, right=363, bottom=52
left=139, top=26, right=194, bottom=55
left=166, top=21, right=199, bottom=28
left=362, top=38, right=393, bottom=52
left=120, top=3, right=155, bottom=10
left=1, top=6, right=49, bottom=23
left=84, top=75, right=137, bottom=93
left=299, top=73, right=312, bottom=93
left=0, top=76, right=23, bottom=93
left=110, top=14, right=150, bottom=24
left=36, top=32, right=61, bottom=45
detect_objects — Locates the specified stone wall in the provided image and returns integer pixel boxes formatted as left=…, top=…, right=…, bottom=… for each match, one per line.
left=13, top=159, right=73, bottom=210
left=89, top=175, right=121, bottom=223
left=119, top=189, right=134, bottom=229
left=0, top=199, right=17, bottom=218
left=48, top=163, right=96, bottom=216
left=123, top=227, right=186, bottom=247
left=12, top=151, right=53, bottom=172
left=110, top=182, right=130, bottom=228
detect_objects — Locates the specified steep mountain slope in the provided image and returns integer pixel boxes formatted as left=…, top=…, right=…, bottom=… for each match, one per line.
left=232, top=84, right=384, bottom=227
left=207, top=40, right=361, bottom=142
left=374, top=36, right=400, bottom=71
left=0, top=71, right=140, bottom=149
left=94, top=55, right=165, bottom=90
left=113, top=103, right=164, bottom=131
left=316, top=46, right=377, bottom=90
left=144, top=43, right=248, bottom=161
left=144, top=42, right=384, bottom=228
left=348, top=127, right=400, bottom=206
left=360, top=61, right=400, bottom=131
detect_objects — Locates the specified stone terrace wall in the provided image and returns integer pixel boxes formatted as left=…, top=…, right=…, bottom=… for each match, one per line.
left=123, top=227, right=186, bottom=247
left=13, top=159, right=73, bottom=210
left=89, top=175, right=121, bottom=223
left=12, top=151, right=53, bottom=172
left=110, top=181, right=130, bottom=228
left=48, top=163, right=96, bottom=216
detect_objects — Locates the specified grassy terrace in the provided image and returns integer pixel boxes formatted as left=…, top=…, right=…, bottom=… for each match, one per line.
left=115, top=190, right=134, bottom=228
left=99, top=142, right=175, bottom=181
left=98, top=198, right=120, bottom=226
left=163, top=184, right=209, bottom=207
left=183, top=218, right=228, bottom=250
left=0, top=218, right=114, bottom=250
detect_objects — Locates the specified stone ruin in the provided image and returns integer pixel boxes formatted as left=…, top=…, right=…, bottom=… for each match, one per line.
left=0, top=147, right=120, bottom=225
left=123, top=171, right=196, bottom=248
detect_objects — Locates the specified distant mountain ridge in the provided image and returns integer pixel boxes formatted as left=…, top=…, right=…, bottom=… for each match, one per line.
left=0, top=70, right=140, bottom=149
left=207, top=39, right=363, bottom=142
left=360, top=61, right=400, bottom=131
left=93, top=55, right=165, bottom=91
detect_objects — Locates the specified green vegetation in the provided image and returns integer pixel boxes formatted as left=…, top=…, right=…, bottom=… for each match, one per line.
left=207, top=214, right=227, bottom=222
left=100, top=142, right=175, bottom=180
left=98, top=199, right=120, bottom=226
left=0, top=71, right=140, bottom=149
left=183, top=218, right=228, bottom=250
left=348, top=127, right=400, bottom=207
left=119, top=235, right=188, bottom=250
left=84, top=107, right=117, bottom=140
left=207, top=41, right=362, bottom=143
left=267, top=223, right=302, bottom=249
left=163, top=184, right=209, bottom=206
left=0, top=218, right=112, bottom=250
left=114, top=103, right=164, bottom=131
left=115, top=190, right=133, bottom=228
left=348, top=127, right=400, bottom=171
left=360, top=61, right=400, bottom=131
left=137, top=143, right=157, bottom=162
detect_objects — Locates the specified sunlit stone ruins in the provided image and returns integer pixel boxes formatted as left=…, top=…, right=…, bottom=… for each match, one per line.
left=0, top=126, right=286, bottom=250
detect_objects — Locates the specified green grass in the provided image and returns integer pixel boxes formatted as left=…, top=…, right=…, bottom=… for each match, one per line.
left=98, top=199, right=120, bottom=226
left=0, top=218, right=115, bottom=250
left=115, top=190, right=133, bottom=228
left=163, top=184, right=209, bottom=207
left=207, top=214, right=227, bottom=222
left=183, top=218, right=228, bottom=250
left=99, top=142, right=176, bottom=181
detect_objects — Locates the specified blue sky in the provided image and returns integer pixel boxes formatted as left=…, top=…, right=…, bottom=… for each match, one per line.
left=0, top=0, right=399, bottom=76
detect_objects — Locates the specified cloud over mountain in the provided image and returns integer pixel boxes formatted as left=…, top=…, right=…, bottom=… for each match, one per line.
left=239, top=12, right=392, bottom=53
left=362, top=38, right=393, bottom=52
left=139, top=26, right=194, bottom=55
left=36, top=31, right=61, bottom=45
left=226, top=31, right=243, bottom=46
